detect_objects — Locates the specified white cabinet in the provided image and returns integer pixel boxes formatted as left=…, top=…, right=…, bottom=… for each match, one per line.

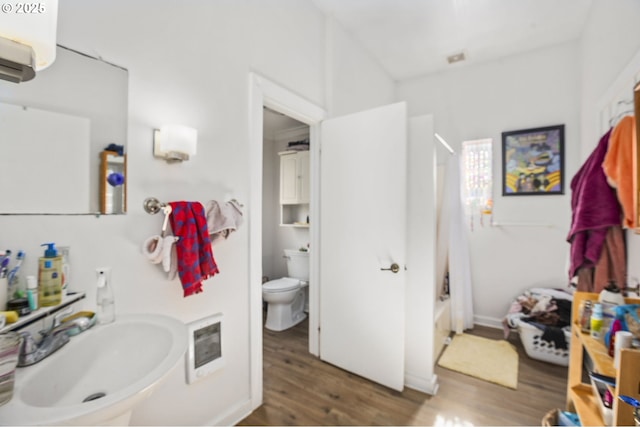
left=279, top=150, right=309, bottom=204
left=279, top=150, right=310, bottom=226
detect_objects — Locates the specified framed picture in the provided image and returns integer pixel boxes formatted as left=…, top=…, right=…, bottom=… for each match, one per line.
left=502, top=124, right=565, bottom=196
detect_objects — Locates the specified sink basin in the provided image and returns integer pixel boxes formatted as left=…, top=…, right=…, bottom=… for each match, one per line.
left=0, top=313, right=187, bottom=426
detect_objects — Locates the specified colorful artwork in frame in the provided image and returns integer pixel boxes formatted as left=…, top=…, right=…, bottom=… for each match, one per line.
left=502, top=124, right=565, bottom=196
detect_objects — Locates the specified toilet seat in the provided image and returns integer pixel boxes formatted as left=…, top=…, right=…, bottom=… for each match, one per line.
left=262, top=277, right=302, bottom=293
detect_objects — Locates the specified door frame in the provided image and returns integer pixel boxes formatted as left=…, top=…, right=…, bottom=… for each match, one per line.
left=248, top=72, right=326, bottom=409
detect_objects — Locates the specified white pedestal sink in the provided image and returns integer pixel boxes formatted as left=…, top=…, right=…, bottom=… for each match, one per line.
left=0, top=313, right=187, bottom=426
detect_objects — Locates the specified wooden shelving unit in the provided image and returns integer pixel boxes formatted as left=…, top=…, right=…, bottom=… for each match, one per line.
left=567, top=291, right=640, bottom=426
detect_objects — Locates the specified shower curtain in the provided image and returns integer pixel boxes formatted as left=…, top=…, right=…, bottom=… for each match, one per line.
left=436, top=154, right=474, bottom=333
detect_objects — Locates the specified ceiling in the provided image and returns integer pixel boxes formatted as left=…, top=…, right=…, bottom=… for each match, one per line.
left=312, top=0, right=594, bottom=81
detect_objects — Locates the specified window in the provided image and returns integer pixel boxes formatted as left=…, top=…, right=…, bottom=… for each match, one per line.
left=461, top=139, right=493, bottom=229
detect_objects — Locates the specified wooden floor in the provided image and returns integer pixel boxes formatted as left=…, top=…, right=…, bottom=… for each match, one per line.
left=238, top=316, right=567, bottom=426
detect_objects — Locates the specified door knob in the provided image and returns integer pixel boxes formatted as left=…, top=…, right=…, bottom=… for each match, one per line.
left=380, top=263, right=400, bottom=274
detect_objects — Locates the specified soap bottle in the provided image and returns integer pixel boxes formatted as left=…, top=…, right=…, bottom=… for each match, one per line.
left=38, top=243, right=63, bottom=307
left=96, top=269, right=115, bottom=324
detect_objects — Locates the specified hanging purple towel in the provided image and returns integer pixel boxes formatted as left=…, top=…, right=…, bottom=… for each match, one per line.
left=567, top=129, right=622, bottom=279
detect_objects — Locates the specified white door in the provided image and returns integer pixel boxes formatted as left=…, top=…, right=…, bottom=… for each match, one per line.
left=319, top=102, right=407, bottom=391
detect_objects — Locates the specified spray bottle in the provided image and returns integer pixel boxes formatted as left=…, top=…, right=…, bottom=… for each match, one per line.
left=96, top=268, right=115, bottom=324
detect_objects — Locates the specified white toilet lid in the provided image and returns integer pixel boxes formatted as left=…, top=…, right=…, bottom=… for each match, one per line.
left=263, top=277, right=301, bottom=293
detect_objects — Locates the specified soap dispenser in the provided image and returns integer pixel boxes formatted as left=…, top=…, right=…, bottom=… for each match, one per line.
left=96, top=268, right=115, bottom=324
left=38, top=243, right=63, bottom=307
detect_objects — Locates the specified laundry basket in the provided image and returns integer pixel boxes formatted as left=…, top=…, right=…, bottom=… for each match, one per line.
left=518, top=321, right=571, bottom=366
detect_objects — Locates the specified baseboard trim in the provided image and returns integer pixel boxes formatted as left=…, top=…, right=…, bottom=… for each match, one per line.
left=405, top=372, right=439, bottom=395
left=207, top=399, right=253, bottom=426
left=473, top=315, right=503, bottom=330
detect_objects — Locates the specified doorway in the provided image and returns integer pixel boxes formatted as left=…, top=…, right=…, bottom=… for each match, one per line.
left=248, top=72, right=325, bottom=409
left=261, top=106, right=310, bottom=336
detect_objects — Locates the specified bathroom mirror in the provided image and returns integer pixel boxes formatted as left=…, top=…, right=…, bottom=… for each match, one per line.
left=0, top=45, right=128, bottom=214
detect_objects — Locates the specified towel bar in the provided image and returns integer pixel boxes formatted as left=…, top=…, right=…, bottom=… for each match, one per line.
left=143, top=197, right=166, bottom=215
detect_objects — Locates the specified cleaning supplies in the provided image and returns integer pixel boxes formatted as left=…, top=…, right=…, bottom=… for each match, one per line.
left=38, top=243, right=63, bottom=307
left=96, top=268, right=115, bottom=324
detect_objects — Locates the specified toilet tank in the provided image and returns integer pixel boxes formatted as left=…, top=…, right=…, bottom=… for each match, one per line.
left=284, top=249, right=309, bottom=281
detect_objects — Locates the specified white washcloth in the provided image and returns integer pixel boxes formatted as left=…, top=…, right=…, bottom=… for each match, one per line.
left=142, top=235, right=179, bottom=273
left=203, top=199, right=244, bottom=244
left=142, top=235, right=163, bottom=264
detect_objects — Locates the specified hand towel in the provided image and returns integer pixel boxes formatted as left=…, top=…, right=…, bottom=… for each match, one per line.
left=603, top=115, right=637, bottom=229
left=169, top=201, right=219, bottom=296
left=204, top=199, right=244, bottom=245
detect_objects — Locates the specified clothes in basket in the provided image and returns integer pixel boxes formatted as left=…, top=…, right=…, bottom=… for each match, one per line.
left=503, top=287, right=573, bottom=366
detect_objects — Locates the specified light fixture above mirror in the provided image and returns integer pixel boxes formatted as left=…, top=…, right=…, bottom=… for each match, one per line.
left=153, top=125, right=197, bottom=163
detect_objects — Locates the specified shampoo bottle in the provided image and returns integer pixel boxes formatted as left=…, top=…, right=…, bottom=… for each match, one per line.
left=38, top=243, right=63, bottom=307
left=96, top=269, right=115, bottom=324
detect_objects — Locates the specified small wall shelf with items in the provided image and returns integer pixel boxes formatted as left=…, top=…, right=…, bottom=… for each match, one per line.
left=0, top=292, right=85, bottom=334
left=279, top=150, right=310, bottom=227
left=567, top=291, right=640, bottom=426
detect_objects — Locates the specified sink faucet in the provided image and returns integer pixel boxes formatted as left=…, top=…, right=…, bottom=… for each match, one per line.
left=17, top=307, right=75, bottom=367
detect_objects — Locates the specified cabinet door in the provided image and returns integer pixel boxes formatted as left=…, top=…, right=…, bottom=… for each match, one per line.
left=280, top=153, right=298, bottom=204
left=297, top=151, right=310, bottom=203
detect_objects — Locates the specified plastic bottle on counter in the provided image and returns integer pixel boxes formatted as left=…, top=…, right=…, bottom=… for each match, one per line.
left=590, top=303, right=604, bottom=339
left=580, top=300, right=592, bottom=333
left=38, top=243, right=63, bottom=307
left=26, top=275, right=38, bottom=311
left=96, top=269, right=115, bottom=325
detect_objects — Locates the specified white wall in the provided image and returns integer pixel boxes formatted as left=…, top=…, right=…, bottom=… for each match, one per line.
left=0, top=1, right=394, bottom=425
left=326, top=17, right=396, bottom=116
left=578, top=1, right=640, bottom=285
left=397, top=42, right=581, bottom=325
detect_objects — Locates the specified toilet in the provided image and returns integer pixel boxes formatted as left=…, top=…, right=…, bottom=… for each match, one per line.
left=262, top=249, right=309, bottom=331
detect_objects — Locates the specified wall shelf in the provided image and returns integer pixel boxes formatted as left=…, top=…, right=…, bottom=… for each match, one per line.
left=0, top=292, right=85, bottom=334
